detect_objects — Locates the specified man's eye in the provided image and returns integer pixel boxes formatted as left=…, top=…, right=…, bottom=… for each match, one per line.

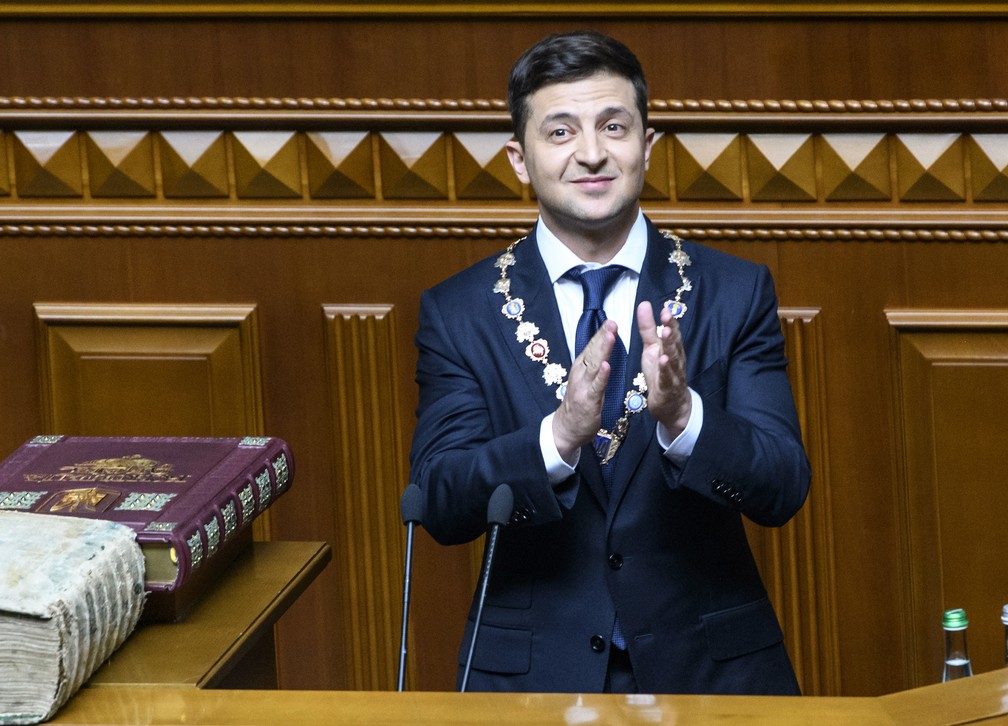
left=549, top=128, right=569, bottom=138
left=605, top=123, right=626, bottom=133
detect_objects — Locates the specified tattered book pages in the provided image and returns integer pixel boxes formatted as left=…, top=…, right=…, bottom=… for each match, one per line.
left=0, top=511, right=145, bottom=725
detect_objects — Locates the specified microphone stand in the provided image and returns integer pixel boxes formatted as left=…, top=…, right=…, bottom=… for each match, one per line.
left=460, top=483, right=513, bottom=693
left=397, top=483, right=423, bottom=692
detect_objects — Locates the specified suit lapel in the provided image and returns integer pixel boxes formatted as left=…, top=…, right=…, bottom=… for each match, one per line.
left=488, top=232, right=610, bottom=507
left=489, top=232, right=572, bottom=420
left=607, top=220, right=698, bottom=514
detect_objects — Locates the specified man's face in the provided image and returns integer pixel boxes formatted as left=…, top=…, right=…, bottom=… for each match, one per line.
left=506, top=73, right=655, bottom=248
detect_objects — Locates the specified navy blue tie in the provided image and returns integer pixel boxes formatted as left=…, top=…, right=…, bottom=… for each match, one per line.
left=566, top=266, right=628, bottom=434
left=566, top=266, right=629, bottom=650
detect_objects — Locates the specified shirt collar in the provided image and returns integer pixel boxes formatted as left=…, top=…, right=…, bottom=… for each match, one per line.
left=536, top=210, right=647, bottom=284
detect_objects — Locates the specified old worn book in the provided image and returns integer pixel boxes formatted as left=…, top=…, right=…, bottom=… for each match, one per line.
left=0, top=435, right=293, bottom=622
left=0, top=511, right=146, bottom=725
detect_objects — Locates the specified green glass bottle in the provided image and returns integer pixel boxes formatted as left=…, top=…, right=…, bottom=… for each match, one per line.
left=942, top=608, right=973, bottom=681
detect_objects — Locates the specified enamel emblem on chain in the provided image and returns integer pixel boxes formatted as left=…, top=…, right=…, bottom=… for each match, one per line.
left=494, top=230, right=692, bottom=464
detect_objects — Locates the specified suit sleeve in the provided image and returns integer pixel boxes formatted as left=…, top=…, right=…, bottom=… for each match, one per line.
left=670, top=265, right=811, bottom=527
left=409, top=287, right=565, bottom=545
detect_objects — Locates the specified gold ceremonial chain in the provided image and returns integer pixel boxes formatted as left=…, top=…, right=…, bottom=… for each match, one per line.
left=493, top=231, right=691, bottom=464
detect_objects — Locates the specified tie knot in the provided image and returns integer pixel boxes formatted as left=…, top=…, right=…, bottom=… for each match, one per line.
left=565, top=265, right=626, bottom=312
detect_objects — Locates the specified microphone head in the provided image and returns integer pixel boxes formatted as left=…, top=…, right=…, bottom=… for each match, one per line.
left=400, top=483, right=424, bottom=525
left=487, top=483, right=514, bottom=526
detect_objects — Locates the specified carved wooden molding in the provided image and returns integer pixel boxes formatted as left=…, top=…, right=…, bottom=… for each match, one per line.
left=886, top=309, right=1008, bottom=686
left=746, top=308, right=839, bottom=696
left=6, top=222, right=1008, bottom=241
left=33, top=302, right=269, bottom=536
left=322, top=304, right=408, bottom=691
left=5, top=100, right=1008, bottom=237
left=2, top=96, right=1008, bottom=114
left=4, top=2, right=1008, bottom=17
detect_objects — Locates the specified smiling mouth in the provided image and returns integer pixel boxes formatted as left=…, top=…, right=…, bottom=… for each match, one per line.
left=573, top=177, right=615, bottom=190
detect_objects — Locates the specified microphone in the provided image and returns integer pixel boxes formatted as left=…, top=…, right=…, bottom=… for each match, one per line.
left=460, top=483, right=514, bottom=693
left=396, top=483, right=424, bottom=692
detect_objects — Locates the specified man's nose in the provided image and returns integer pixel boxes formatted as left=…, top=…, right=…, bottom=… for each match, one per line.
left=574, top=132, right=606, bottom=167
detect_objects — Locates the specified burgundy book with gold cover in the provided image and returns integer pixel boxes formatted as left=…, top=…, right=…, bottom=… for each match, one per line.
left=0, top=435, right=293, bottom=622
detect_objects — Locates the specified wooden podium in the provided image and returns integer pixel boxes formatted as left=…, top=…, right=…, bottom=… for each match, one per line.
left=49, top=539, right=1008, bottom=725
left=49, top=668, right=1008, bottom=725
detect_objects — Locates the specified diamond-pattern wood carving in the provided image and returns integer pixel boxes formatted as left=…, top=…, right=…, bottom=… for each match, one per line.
left=820, top=134, right=891, bottom=201
left=85, top=131, right=155, bottom=198
left=968, top=134, right=1008, bottom=202
left=641, top=131, right=669, bottom=200
left=451, top=132, right=521, bottom=200
left=378, top=132, right=447, bottom=199
left=673, top=133, right=743, bottom=201
left=306, top=131, right=374, bottom=199
left=12, top=131, right=82, bottom=197
left=232, top=131, right=302, bottom=198
left=895, top=133, right=965, bottom=201
left=747, top=134, right=816, bottom=201
left=159, top=131, right=229, bottom=198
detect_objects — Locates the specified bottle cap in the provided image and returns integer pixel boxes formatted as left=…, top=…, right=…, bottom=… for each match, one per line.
left=943, top=608, right=969, bottom=630
left=1002, top=604, right=1008, bottom=626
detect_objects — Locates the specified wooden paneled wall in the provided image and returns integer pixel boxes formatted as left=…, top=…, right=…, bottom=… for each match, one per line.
left=4, top=98, right=1008, bottom=698
left=4, top=6, right=1008, bottom=699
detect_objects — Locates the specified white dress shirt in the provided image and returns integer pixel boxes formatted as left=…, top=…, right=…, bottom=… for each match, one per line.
left=533, top=211, right=704, bottom=484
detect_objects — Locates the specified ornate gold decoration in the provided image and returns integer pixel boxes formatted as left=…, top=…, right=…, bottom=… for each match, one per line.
left=494, top=232, right=689, bottom=464
left=25, top=454, right=190, bottom=484
left=44, top=487, right=118, bottom=513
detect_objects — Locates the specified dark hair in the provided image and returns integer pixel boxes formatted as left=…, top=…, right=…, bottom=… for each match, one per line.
left=507, top=31, right=649, bottom=144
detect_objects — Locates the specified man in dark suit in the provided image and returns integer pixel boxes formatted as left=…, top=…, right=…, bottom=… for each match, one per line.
left=409, top=30, right=810, bottom=695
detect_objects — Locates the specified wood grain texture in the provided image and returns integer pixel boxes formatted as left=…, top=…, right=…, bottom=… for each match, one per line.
left=745, top=309, right=840, bottom=697
left=323, top=305, right=409, bottom=690
left=5, top=9, right=1008, bottom=697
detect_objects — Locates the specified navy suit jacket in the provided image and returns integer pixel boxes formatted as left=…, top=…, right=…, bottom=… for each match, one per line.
left=409, top=217, right=811, bottom=694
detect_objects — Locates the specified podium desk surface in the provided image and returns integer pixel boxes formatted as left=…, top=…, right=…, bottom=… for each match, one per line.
left=55, top=667, right=1008, bottom=726
left=51, top=688, right=892, bottom=725
left=88, top=540, right=331, bottom=689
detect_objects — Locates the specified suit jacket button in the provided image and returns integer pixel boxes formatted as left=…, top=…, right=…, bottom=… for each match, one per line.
left=590, top=635, right=606, bottom=653
left=608, top=552, right=623, bottom=570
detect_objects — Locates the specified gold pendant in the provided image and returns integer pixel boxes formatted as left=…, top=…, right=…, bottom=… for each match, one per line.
left=595, top=417, right=629, bottom=465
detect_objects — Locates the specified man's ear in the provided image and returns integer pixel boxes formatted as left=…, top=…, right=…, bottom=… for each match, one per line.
left=505, top=138, right=530, bottom=185
left=643, top=127, right=656, bottom=170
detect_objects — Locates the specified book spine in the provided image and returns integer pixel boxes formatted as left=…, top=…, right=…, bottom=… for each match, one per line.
left=137, top=437, right=294, bottom=592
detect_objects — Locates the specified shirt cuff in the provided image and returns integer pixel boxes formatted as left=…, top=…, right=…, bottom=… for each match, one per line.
left=657, top=388, right=703, bottom=464
left=541, top=412, right=578, bottom=484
